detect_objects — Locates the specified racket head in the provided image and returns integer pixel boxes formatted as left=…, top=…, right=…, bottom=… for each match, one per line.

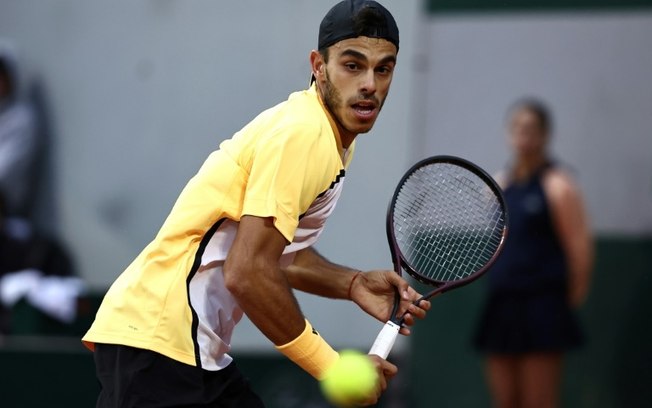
left=386, top=155, right=508, bottom=294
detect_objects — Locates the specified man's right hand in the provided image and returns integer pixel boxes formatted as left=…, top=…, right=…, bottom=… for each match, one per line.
left=359, top=355, right=397, bottom=406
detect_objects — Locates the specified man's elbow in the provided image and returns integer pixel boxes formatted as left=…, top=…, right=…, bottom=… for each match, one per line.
left=223, top=260, right=264, bottom=298
left=223, top=263, right=247, bottom=296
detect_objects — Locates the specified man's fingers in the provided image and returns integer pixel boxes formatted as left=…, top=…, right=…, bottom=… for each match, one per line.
left=384, top=272, right=411, bottom=299
left=377, top=371, right=388, bottom=392
left=360, top=354, right=398, bottom=406
left=396, top=294, right=430, bottom=318
left=396, top=296, right=431, bottom=334
left=408, top=299, right=431, bottom=318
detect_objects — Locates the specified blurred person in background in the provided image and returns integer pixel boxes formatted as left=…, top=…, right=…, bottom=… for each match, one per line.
left=473, top=98, right=594, bottom=408
left=0, top=41, right=82, bottom=336
left=0, top=190, right=82, bottom=336
left=0, top=40, right=39, bottom=220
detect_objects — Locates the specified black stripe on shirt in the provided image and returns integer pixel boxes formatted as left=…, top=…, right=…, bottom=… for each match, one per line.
left=298, top=169, right=346, bottom=220
left=316, top=169, right=346, bottom=198
left=186, top=218, right=226, bottom=368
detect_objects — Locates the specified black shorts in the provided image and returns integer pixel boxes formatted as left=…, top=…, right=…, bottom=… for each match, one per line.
left=93, top=343, right=265, bottom=408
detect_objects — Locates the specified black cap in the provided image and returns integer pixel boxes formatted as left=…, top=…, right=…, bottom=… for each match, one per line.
left=318, top=0, right=399, bottom=51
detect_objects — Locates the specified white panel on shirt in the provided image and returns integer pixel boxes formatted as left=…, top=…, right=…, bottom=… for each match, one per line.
left=189, top=176, right=345, bottom=370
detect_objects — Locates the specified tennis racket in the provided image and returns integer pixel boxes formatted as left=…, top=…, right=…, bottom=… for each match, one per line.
left=368, top=155, right=508, bottom=359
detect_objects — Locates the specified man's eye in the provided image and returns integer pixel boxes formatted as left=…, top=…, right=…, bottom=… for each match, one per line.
left=345, top=63, right=359, bottom=70
left=377, top=66, right=392, bottom=74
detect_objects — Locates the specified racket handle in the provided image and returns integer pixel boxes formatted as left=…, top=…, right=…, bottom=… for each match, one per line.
left=368, top=321, right=401, bottom=359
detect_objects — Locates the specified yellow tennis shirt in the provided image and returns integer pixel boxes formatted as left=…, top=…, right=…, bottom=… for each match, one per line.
left=82, top=85, right=355, bottom=370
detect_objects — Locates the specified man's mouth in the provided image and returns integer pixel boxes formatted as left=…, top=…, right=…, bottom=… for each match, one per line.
left=351, top=101, right=378, bottom=119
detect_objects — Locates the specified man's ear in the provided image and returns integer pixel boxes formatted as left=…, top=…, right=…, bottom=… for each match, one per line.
left=309, top=50, right=325, bottom=82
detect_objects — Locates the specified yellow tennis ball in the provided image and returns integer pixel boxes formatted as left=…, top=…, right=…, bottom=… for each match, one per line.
left=320, top=350, right=378, bottom=407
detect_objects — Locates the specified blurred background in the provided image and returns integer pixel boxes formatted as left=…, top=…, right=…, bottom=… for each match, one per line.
left=0, top=0, right=650, bottom=406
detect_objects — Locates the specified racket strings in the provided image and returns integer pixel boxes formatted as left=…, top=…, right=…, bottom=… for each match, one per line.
left=393, top=163, right=506, bottom=282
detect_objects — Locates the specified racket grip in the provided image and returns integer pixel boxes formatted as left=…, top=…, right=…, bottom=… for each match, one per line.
left=368, top=321, right=401, bottom=359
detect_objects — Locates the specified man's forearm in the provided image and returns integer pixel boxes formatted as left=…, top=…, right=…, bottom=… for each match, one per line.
left=227, top=260, right=306, bottom=344
left=284, top=247, right=360, bottom=299
left=223, top=216, right=306, bottom=345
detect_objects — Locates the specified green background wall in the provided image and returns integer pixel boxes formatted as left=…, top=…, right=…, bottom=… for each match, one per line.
left=409, top=237, right=652, bottom=407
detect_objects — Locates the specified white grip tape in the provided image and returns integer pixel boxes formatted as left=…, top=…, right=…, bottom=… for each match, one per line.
left=368, top=321, right=401, bottom=359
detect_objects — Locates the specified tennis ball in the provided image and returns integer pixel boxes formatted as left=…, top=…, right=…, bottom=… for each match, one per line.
left=320, top=350, right=378, bottom=407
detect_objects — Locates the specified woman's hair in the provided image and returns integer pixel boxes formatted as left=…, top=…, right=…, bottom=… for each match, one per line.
left=0, top=57, right=15, bottom=99
left=507, top=97, right=553, bottom=135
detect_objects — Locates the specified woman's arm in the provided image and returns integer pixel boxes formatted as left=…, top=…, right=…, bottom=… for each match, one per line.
left=544, top=169, right=594, bottom=308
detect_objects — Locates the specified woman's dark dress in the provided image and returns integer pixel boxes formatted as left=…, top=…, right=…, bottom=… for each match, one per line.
left=473, top=163, right=584, bottom=353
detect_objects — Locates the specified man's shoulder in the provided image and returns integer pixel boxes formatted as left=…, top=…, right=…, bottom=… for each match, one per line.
left=283, top=87, right=325, bottom=121
left=253, top=88, right=328, bottom=137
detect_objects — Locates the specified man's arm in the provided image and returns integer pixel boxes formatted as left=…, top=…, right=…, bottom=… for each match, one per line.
left=224, top=215, right=398, bottom=390
left=223, top=215, right=305, bottom=345
left=285, top=247, right=430, bottom=335
left=285, top=246, right=360, bottom=299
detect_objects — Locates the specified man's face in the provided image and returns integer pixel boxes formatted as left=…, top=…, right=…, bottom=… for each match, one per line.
left=315, top=37, right=397, bottom=145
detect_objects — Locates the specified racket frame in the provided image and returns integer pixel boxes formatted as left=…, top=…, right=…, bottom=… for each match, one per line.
left=387, top=155, right=508, bottom=295
left=369, top=155, right=508, bottom=359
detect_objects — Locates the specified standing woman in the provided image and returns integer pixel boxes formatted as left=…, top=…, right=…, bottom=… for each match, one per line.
left=474, top=99, right=593, bottom=408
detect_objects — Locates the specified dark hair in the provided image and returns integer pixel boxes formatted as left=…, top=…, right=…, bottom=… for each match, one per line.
left=319, top=48, right=330, bottom=63
left=508, top=97, right=553, bottom=135
left=353, top=6, right=388, bottom=39
left=0, top=58, right=14, bottom=98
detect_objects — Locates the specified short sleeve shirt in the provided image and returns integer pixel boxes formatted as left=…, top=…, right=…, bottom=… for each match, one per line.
left=82, top=85, right=354, bottom=369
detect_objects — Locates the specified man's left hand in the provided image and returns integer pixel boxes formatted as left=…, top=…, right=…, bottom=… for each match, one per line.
left=349, top=270, right=431, bottom=336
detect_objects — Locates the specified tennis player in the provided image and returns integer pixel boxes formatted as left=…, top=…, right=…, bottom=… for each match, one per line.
left=83, top=1, right=430, bottom=407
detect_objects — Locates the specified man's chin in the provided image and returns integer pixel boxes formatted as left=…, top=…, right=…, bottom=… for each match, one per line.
left=345, top=120, right=377, bottom=135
